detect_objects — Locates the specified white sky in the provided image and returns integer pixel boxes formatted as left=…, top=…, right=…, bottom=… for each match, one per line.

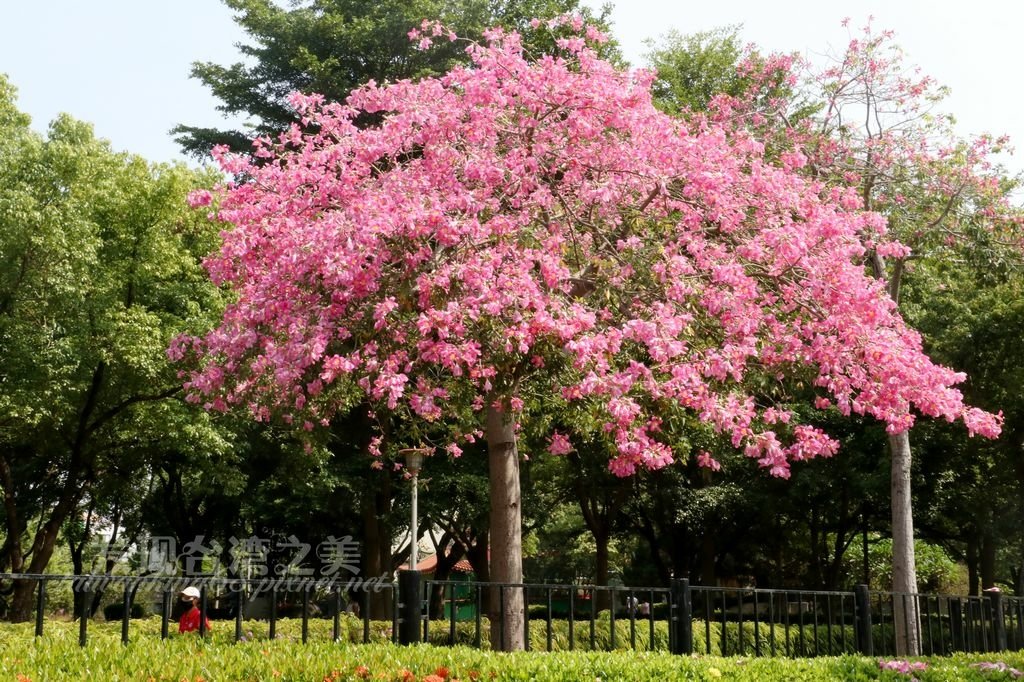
left=1, top=0, right=1020, bottom=180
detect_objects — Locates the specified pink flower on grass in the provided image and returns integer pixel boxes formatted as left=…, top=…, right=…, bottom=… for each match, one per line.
left=972, top=661, right=1023, bottom=678
left=879, top=659, right=928, bottom=676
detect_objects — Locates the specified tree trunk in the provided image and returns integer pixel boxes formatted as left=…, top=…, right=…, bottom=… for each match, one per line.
left=10, top=505, right=74, bottom=622
left=699, top=534, right=716, bottom=586
left=427, top=533, right=466, bottom=619
left=486, top=403, right=524, bottom=651
left=465, top=531, right=489, bottom=583
left=967, top=536, right=980, bottom=596
left=361, top=470, right=393, bottom=620
left=981, top=532, right=997, bottom=590
left=594, top=530, right=611, bottom=611
left=863, top=524, right=870, bottom=587
left=890, top=430, right=921, bottom=656
left=636, top=515, right=671, bottom=586
left=808, top=509, right=822, bottom=588
left=0, top=452, right=25, bottom=575
left=572, top=465, right=614, bottom=609
left=68, top=504, right=94, bottom=619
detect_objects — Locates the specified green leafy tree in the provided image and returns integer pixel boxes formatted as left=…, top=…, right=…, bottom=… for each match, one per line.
left=0, top=76, right=226, bottom=620
left=174, top=0, right=611, bottom=157
left=903, top=262, right=1024, bottom=594
left=645, top=26, right=747, bottom=115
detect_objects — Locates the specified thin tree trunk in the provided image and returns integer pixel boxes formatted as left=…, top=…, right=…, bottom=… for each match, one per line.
left=0, top=454, right=24, bottom=575
left=486, top=403, right=524, bottom=651
left=69, top=504, right=94, bottom=618
left=10, top=502, right=76, bottom=622
left=825, top=498, right=852, bottom=591
left=465, top=531, right=489, bottom=583
left=870, top=254, right=922, bottom=654
left=700, top=534, right=716, bottom=586
left=981, top=532, right=997, bottom=590
left=863, top=523, right=870, bottom=587
left=967, top=536, right=980, bottom=596
left=808, top=510, right=822, bottom=588
left=90, top=508, right=126, bottom=617
left=361, top=472, right=393, bottom=620
left=636, top=515, right=671, bottom=586
left=890, top=430, right=921, bottom=656
left=594, top=531, right=611, bottom=611
left=427, top=532, right=466, bottom=619
left=573, top=468, right=612, bottom=609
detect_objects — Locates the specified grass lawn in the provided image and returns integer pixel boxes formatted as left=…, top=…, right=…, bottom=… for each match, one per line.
left=2, top=619, right=1023, bottom=680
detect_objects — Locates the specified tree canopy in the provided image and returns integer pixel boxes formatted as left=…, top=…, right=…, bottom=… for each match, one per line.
left=176, top=20, right=999, bottom=475
left=0, top=75, right=228, bottom=619
left=173, top=0, right=607, bottom=157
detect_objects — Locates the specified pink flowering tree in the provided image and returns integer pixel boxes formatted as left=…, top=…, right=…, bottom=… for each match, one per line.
left=763, top=21, right=1018, bottom=655
left=173, top=17, right=1000, bottom=650
left=685, top=20, right=1021, bottom=654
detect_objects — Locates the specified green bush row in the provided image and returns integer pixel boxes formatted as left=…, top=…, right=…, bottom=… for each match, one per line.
left=2, top=620, right=1024, bottom=681
left=47, top=611, right=985, bottom=657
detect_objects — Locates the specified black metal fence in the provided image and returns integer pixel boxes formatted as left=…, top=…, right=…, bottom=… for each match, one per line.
left=3, top=572, right=1023, bottom=657
left=0, top=573, right=397, bottom=647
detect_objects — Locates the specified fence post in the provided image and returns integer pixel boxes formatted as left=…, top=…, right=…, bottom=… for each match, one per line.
left=671, top=578, right=692, bottom=654
left=398, top=569, right=422, bottom=645
left=160, top=590, right=170, bottom=640
left=121, top=583, right=131, bottom=644
left=986, top=588, right=1008, bottom=652
left=198, top=586, right=208, bottom=638
left=235, top=585, right=244, bottom=642
left=949, top=598, right=964, bottom=651
left=35, top=579, right=45, bottom=637
left=854, top=584, right=873, bottom=655
left=79, top=588, right=90, bottom=647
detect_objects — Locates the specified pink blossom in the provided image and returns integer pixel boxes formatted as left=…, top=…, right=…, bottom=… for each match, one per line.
left=696, top=451, right=721, bottom=472
left=173, top=18, right=1002, bottom=481
left=547, top=432, right=573, bottom=456
left=186, top=189, right=213, bottom=208
left=971, top=662, right=1023, bottom=678
left=879, top=659, right=928, bottom=676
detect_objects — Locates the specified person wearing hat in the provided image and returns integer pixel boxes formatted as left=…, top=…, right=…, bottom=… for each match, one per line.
left=178, top=586, right=211, bottom=634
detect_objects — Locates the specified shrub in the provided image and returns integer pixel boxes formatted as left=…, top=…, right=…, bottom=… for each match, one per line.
left=101, top=602, right=147, bottom=621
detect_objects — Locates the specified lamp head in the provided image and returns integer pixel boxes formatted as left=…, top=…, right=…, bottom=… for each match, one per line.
left=399, top=446, right=431, bottom=475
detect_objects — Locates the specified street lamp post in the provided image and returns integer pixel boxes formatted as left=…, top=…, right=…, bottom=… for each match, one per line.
left=398, top=446, right=430, bottom=645
left=401, top=447, right=429, bottom=570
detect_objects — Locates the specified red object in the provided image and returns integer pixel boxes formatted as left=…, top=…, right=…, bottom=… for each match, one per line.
left=415, top=554, right=475, bottom=574
left=179, top=605, right=211, bottom=633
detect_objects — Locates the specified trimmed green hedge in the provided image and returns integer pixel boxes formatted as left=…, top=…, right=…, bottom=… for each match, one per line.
left=2, top=620, right=1024, bottom=681
left=50, top=610, right=963, bottom=658
left=55, top=611, right=950, bottom=657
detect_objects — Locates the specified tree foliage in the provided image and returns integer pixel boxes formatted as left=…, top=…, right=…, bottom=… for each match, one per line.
left=0, top=76, right=227, bottom=618
left=177, top=20, right=997, bottom=476
left=173, top=0, right=611, bottom=157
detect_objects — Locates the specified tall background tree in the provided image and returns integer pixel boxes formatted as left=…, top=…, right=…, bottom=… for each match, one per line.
left=789, top=25, right=1021, bottom=655
left=0, top=76, right=229, bottom=620
left=173, top=0, right=610, bottom=157
left=650, top=21, right=1022, bottom=653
